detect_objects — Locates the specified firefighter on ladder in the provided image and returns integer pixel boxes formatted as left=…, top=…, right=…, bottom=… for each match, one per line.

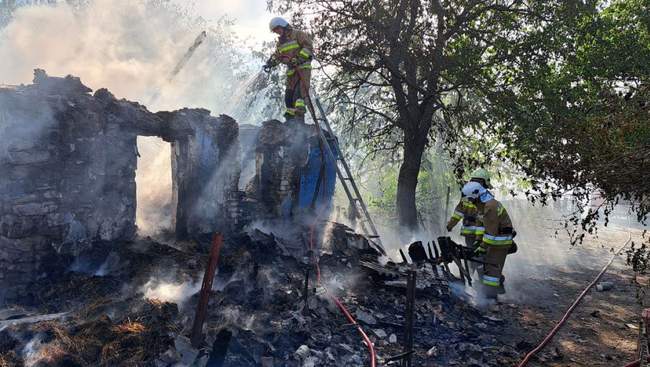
left=263, top=17, right=313, bottom=123
left=461, top=181, right=517, bottom=299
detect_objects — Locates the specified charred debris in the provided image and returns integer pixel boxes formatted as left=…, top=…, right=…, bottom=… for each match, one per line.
left=0, top=72, right=520, bottom=366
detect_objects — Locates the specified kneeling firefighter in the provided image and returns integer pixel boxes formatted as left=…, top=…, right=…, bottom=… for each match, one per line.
left=461, top=181, right=517, bottom=299
left=446, top=168, right=493, bottom=250
left=263, top=17, right=314, bottom=123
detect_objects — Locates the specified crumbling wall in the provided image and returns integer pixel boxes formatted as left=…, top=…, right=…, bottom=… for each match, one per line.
left=242, top=120, right=337, bottom=223
left=162, top=109, right=240, bottom=239
left=0, top=71, right=240, bottom=303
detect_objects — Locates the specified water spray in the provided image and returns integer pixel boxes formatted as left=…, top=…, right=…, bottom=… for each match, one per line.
left=148, top=30, right=207, bottom=105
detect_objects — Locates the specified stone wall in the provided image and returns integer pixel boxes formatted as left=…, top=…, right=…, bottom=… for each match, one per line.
left=164, top=109, right=240, bottom=239
left=0, top=71, right=239, bottom=303
left=241, top=120, right=336, bottom=223
left=0, top=70, right=335, bottom=305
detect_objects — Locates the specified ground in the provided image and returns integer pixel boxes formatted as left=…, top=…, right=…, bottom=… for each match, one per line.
left=493, top=224, right=645, bottom=367
left=0, top=222, right=647, bottom=366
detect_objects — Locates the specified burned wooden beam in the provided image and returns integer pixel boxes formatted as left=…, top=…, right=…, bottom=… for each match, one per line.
left=191, top=232, right=224, bottom=348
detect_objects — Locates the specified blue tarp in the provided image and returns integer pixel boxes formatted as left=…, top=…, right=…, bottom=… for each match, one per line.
left=281, top=136, right=338, bottom=218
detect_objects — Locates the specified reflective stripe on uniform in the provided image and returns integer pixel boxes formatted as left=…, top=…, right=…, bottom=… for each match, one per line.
left=299, top=48, right=311, bottom=59
left=279, top=40, right=300, bottom=53
left=294, top=99, right=305, bottom=108
left=482, top=275, right=500, bottom=287
left=461, top=226, right=485, bottom=235
left=483, top=233, right=513, bottom=246
left=452, top=211, right=463, bottom=220
left=287, top=62, right=312, bottom=76
left=285, top=108, right=297, bottom=116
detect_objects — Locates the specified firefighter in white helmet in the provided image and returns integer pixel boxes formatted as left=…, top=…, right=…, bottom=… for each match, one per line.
left=446, top=168, right=492, bottom=253
left=461, top=181, right=516, bottom=299
left=264, top=17, right=314, bottom=123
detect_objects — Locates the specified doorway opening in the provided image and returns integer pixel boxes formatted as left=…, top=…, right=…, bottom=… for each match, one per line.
left=135, top=136, right=173, bottom=236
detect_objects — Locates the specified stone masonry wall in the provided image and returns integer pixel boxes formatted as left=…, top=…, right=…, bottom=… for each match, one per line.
left=0, top=71, right=240, bottom=304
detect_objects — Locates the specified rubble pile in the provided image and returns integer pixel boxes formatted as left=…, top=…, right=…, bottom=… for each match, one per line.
left=0, top=222, right=522, bottom=366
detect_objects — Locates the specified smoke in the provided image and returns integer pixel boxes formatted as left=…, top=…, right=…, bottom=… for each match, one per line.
left=0, top=95, right=56, bottom=163
left=0, top=0, right=270, bottom=234
left=136, top=136, right=173, bottom=235
left=142, top=278, right=201, bottom=306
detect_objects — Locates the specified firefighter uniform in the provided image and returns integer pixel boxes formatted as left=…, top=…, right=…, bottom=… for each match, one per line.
left=272, top=29, right=313, bottom=120
left=447, top=198, right=485, bottom=249
left=477, top=198, right=514, bottom=298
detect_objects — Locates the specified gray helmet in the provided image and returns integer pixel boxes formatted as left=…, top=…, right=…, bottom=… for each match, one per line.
left=269, top=17, right=290, bottom=32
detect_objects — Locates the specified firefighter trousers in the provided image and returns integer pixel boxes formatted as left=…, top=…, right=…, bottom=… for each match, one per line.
left=481, top=245, right=511, bottom=299
left=285, top=67, right=311, bottom=119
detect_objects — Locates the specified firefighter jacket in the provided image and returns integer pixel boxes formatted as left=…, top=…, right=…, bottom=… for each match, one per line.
left=273, top=28, right=313, bottom=77
left=479, top=198, right=514, bottom=250
left=447, top=198, right=485, bottom=238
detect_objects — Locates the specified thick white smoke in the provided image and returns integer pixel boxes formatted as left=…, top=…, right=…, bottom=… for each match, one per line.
left=0, top=0, right=265, bottom=234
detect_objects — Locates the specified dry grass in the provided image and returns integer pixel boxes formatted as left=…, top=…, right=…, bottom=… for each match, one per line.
left=112, top=320, right=146, bottom=334
left=0, top=352, right=21, bottom=367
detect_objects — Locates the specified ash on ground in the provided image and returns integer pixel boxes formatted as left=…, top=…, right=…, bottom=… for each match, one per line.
left=0, top=221, right=521, bottom=367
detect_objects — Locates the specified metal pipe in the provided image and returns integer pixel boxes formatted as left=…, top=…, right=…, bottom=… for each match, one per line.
left=191, top=233, right=223, bottom=347
left=302, top=268, right=310, bottom=316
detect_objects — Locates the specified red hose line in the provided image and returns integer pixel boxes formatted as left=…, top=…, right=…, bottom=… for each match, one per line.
left=331, top=295, right=378, bottom=367
left=308, top=221, right=377, bottom=367
left=622, top=357, right=650, bottom=367
left=517, top=235, right=632, bottom=367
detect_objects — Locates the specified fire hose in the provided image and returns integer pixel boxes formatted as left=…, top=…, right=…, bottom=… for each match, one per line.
left=517, top=234, right=632, bottom=367
left=624, top=358, right=650, bottom=367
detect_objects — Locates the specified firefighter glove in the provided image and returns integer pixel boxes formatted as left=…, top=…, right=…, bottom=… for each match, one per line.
left=263, top=58, right=277, bottom=73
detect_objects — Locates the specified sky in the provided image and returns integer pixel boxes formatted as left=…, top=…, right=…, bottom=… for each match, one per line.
left=178, top=0, right=275, bottom=44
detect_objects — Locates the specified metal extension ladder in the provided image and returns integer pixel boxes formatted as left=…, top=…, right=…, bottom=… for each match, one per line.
left=307, top=97, right=386, bottom=256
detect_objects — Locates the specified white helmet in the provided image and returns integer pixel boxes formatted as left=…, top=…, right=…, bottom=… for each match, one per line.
left=462, top=181, right=486, bottom=200
left=269, top=17, right=290, bottom=31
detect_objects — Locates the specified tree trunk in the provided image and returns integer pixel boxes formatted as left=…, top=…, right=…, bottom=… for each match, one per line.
left=396, top=128, right=428, bottom=231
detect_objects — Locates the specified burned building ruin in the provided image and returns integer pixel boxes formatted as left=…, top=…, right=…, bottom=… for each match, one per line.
left=0, top=70, right=337, bottom=303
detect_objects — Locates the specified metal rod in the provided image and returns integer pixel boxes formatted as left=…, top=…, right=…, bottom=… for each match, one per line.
left=399, top=249, right=409, bottom=264
left=444, top=186, right=451, bottom=223
left=464, top=257, right=472, bottom=286
left=426, top=242, right=439, bottom=277
left=302, top=268, right=310, bottom=316
left=191, top=232, right=224, bottom=347
left=454, top=258, right=466, bottom=285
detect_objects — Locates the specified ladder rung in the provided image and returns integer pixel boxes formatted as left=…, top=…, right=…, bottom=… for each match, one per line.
left=366, top=235, right=380, bottom=238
